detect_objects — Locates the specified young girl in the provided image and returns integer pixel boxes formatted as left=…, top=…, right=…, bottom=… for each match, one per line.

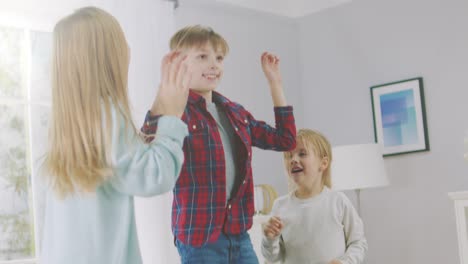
left=40, top=7, right=192, bottom=264
left=261, top=129, right=368, bottom=264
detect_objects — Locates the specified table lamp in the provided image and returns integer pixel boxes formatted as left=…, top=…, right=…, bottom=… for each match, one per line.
left=331, top=143, right=389, bottom=214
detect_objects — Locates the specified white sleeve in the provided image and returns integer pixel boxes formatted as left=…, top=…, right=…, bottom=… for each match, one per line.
left=261, top=236, right=285, bottom=263
left=261, top=201, right=285, bottom=263
left=109, top=108, right=188, bottom=196
left=337, top=194, right=368, bottom=264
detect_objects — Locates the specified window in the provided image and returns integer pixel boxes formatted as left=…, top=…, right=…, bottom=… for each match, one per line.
left=0, top=25, right=51, bottom=263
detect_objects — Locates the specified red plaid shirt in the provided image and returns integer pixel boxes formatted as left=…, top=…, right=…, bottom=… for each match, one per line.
left=141, top=91, right=296, bottom=247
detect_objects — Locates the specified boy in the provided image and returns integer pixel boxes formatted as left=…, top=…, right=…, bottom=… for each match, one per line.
left=141, top=25, right=296, bottom=263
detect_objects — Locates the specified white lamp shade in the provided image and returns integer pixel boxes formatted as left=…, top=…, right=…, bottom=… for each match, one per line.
left=331, top=143, right=389, bottom=191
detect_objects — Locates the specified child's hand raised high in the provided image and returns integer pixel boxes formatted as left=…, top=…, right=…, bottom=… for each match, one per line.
left=260, top=52, right=287, bottom=107
left=151, top=51, right=192, bottom=118
left=261, top=52, right=282, bottom=85
left=262, top=216, right=284, bottom=241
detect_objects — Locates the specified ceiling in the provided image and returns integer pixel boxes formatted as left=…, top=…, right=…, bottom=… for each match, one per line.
left=185, top=0, right=352, bottom=18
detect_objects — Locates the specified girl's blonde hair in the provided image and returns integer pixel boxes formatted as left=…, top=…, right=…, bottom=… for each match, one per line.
left=44, top=7, right=134, bottom=198
left=170, top=25, right=229, bottom=55
left=283, top=129, right=333, bottom=191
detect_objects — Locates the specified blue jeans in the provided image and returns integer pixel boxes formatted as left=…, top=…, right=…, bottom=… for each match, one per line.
left=175, top=232, right=259, bottom=264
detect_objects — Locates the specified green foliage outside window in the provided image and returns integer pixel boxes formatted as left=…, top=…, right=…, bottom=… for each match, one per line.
left=0, top=26, right=35, bottom=261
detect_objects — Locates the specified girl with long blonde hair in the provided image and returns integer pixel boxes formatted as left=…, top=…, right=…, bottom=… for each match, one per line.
left=41, top=6, right=191, bottom=264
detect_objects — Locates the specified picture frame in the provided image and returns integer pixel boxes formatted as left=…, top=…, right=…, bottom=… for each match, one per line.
left=370, top=77, right=429, bottom=157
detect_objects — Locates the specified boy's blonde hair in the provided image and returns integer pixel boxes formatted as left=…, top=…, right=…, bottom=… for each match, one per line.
left=45, top=7, right=134, bottom=198
left=283, top=129, right=333, bottom=191
left=170, top=25, right=229, bottom=55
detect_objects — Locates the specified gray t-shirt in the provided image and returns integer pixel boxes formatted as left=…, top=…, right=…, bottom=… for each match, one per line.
left=206, top=101, right=241, bottom=200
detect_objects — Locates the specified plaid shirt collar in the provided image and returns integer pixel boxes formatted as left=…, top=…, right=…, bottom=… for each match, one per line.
left=188, top=90, right=232, bottom=108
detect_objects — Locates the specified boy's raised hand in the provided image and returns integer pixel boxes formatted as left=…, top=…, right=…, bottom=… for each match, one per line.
left=151, top=51, right=192, bottom=118
left=260, top=52, right=287, bottom=107
left=262, top=216, right=284, bottom=240
left=261, top=52, right=282, bottom=85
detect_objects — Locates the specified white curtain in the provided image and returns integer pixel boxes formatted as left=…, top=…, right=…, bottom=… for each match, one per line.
left=0, top=1, right=177, bottom=263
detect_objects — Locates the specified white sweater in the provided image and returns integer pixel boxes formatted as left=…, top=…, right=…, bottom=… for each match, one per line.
left=261, top=187, right=367, bottom=264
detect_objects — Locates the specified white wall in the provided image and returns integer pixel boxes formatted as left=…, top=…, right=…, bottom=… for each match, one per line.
left=177, top=0, right=468, bottom=263
left=175, top=1, right=303, bottom=195
left=5, top=0, right=465, bottom=263
left=297, top=0, right=468, bottom=263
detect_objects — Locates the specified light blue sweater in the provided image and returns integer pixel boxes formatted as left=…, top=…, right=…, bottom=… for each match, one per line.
left=40, top=109, right=188, bottom=264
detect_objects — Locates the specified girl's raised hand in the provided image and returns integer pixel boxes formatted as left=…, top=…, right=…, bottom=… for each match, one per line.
left=151, top=51, right=192, bottom=118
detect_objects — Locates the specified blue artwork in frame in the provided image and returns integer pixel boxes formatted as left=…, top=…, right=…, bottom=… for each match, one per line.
left=371, top=77, right=430, bottom=156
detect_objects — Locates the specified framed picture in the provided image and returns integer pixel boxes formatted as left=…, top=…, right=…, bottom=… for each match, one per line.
left=370, top=77, right=429, bottom=156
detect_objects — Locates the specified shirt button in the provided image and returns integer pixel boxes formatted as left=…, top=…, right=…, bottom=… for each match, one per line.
left=228, top=204, right=232, bottom=209
left=248, top=152, right=250, bottom=157
left=244, top=119, right=248, bottom=124
left=192, top=125, right=197, bottom=129
left=146, top=121, right=150, bottom=126
left=243, top=180, right=246, bottom=184
left=235, top=127, right=238, bottom=131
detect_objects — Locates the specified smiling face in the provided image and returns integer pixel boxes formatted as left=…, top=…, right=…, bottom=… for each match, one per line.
left=169, top=25, right=228, bottom=101
left=182, top=42, right=225, bottom=97
left=287, top=140, right=327, bottom=191
left=283, top=129, right=332, bottom=194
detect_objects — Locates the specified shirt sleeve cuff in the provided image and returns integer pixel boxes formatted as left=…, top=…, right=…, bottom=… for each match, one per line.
left=273, top=105, right=293, bottom=114
left=155, top=116, right=188, bottom=144
left=337, top=257, right=349, bottom=264
left=262, top=236, right=280, bottom=248
left=144, top=110, right=162, bottom=127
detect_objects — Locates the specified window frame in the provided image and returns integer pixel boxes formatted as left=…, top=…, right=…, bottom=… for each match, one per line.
left=0, top=19, right=52, bottom=264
